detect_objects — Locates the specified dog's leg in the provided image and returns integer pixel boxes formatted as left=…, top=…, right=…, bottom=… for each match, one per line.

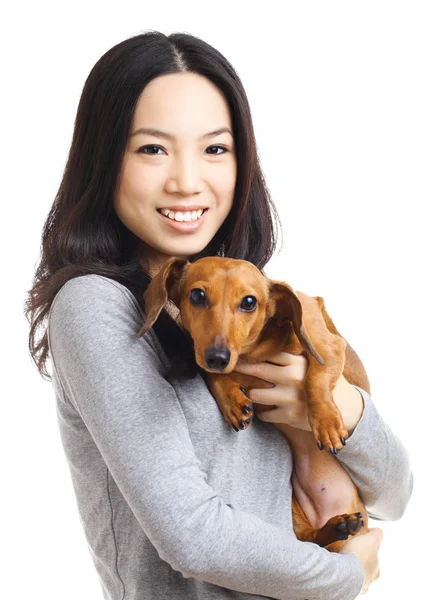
left=303, top=335, right=349, bottom=454
left=208, top=373, right=256, bottom=431
left=291, top=495, right=365, bottom=550
left=316, top=297, right=371, bottom=395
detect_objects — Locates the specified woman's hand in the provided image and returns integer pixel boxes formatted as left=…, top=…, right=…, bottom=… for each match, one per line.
left=233, top=352, right=311, bottom=430
left=339, top=528, right=383, bottom=594
left=233, top=351, right=364, bottom=434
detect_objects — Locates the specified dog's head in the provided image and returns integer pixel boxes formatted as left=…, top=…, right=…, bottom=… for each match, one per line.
left=137, top=256, right=323, bottom=373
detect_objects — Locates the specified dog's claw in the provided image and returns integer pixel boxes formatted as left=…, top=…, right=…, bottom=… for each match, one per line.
left=234, top=417, right=252, bottom=432
left=222, top=386, right=255, bottom=432
left=317, top=442, right=323, bottom=450
left=240, top=386, right=247, bottom=395
left=341, top=437, right=347, bottom=445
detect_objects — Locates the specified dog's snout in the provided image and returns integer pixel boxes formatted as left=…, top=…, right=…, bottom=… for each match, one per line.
left=205, top=346, right=231, bottom=370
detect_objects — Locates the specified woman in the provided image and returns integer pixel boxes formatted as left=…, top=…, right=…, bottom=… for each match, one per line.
left=25, top=31, right=413, bottom=599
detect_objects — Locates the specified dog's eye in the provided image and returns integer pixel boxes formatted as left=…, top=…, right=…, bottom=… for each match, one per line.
left=189, top=288, right=206, bottom=305
left=240, top=296, right=257, bottom=312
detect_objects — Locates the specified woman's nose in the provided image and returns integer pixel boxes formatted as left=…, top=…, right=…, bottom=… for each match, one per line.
left=165, top=155, right=204, bottom=195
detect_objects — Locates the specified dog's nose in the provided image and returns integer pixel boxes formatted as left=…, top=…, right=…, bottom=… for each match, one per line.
left=205, top=346, right=231, bottom=370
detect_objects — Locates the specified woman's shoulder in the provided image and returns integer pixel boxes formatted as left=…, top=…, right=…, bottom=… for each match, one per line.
left=46, top=272, right=170, bottom=368
left=55, top=273, right=134, bottom=301
left=53, top=273, right=141, bottom=310
left=48, top=273, right=145, bottom=336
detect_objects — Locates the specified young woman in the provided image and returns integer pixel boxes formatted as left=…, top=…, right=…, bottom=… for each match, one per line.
left=25, top=31, right=413, bottom=600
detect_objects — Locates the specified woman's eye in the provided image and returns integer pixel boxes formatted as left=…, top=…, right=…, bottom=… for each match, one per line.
left=206, top=145, right=228, bottom=155
left=137, top=145, right=228, bottom=156
left=138, top=145, right=165, bottom=155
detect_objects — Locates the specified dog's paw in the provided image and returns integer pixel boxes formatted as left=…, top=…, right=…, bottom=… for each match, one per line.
left=314, top=512, right=364, bottom=552
left=329, top=512, right=365, bottom=540
left=223, top=386, right=254, bottom=432
left=314, top=512, right=365, bottom=547
left=309, top=406, right=349, bottom=454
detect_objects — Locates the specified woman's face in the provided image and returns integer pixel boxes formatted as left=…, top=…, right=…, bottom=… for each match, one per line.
left=114, top=72, right=237, bottom=275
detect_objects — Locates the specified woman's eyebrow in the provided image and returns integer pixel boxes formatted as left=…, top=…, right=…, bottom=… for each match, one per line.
left=129, top=127, right=233, bottom=140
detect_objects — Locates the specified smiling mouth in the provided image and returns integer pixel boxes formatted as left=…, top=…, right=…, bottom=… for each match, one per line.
left=156, top=208, right=208, bottom=222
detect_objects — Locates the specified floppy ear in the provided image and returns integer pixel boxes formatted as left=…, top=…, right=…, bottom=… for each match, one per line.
left=136, top=257, right=189, bottom=339
left=267, top=280, right=325, bottom=365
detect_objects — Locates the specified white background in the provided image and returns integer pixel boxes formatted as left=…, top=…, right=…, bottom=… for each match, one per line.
left=3, top=1, right=440, bottom=598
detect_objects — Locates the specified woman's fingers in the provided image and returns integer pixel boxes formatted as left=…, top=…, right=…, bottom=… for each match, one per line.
left=234, top=354, right=308, bottom=385
left=234, top=353, right=310, bottom=428
left=360, top=565, right=380, bottom=595
left=233, top=360, right=276, bottom=384
left=246, top=385, right=284, bottom=404
left=263, top=351, right=305, bottom=366
left=256, top=406, right=291, bottom=422
left=255, top=403, right=311, bottom=430
left=247, top=383, right=305, bottom=405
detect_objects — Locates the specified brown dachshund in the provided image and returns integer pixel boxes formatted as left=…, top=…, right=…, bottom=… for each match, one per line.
left=137, top=256, right=371, bottom=551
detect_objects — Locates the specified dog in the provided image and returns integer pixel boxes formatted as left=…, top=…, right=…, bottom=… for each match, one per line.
left=137, top=256, right=370, bottom=551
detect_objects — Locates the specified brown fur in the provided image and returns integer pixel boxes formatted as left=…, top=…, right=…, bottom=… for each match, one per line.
left=138, top=256, right=371, bottom=551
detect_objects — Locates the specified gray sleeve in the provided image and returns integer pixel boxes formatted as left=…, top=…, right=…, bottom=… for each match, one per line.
left=48, top=275, right=365, bottom=600
left=336, top=385, right=414, bottom=521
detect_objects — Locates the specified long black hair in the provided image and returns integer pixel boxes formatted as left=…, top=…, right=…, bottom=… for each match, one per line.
left=24, top=30, right=283, bottom=382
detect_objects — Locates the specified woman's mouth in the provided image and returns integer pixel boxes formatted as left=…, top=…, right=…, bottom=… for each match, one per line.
left=156, top=208, right=208, bottom=233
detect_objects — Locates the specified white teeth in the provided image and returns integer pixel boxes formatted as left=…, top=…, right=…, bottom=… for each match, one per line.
left=160, top=208, right=204, bottom=221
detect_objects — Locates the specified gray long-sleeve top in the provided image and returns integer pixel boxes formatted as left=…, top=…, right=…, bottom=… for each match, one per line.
left=47, top=274, right=413, bottom=600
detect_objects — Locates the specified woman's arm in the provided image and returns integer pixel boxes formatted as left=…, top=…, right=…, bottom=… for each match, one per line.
left=334, top=383, right=414, bottom=522
left=48, top=275, right=365, bottom=600
left=235, top=354, right=413, bottom=522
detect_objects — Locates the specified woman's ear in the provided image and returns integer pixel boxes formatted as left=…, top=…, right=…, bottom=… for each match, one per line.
left=267, top=280, right=325, bottom=365
left=137, top=257, right=189, bottom=339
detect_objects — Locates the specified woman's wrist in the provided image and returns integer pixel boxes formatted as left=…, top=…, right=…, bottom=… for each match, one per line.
left=332, top=375, right=364, bottom=436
